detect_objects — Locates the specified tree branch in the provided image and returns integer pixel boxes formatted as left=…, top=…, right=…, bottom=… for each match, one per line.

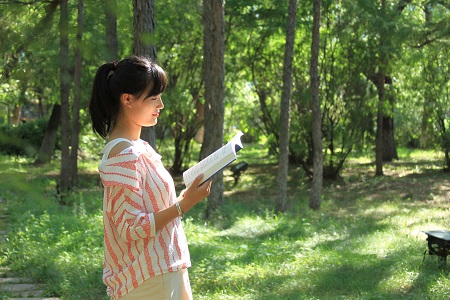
left=2, top=0, right=60, bottom=78
left=436, top=0, right=450, bottom=10
left=410, top=17, right=450, bottom=48
left=411, top=37, right=437, bottom=48
left=0, top=0, right=54, bottom=4
left=397, top=0, right=412, bottom=13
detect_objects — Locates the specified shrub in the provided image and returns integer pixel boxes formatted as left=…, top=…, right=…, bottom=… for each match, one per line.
left=0, top=119, right=49, bottom=157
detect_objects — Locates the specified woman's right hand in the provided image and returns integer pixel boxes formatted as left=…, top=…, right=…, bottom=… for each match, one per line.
left=179, top=174, right=212, bottom=213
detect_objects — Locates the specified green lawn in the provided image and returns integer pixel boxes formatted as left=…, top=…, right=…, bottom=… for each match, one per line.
left=0, top=147, right=449, bottom=299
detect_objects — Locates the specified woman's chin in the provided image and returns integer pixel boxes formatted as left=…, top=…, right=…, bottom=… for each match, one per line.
left=143, top=120, right=157, bottom=127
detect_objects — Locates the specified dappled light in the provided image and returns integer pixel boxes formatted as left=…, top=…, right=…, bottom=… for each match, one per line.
left=1, top=146, right=450, bottom=299
left=0, top=0, right=449, bottom=298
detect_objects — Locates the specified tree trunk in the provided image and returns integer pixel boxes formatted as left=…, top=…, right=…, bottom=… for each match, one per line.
left=381, top=90, right=398, bottom=161
left=373, top=0, right=412, bottom=173
left=8, top=105, right=21, bottom=126
left=69, top=0, right=84, bottom=187
left=35, top=104, right=61, bottom=164
left=275, top=0, right=298, bottom=213
left=440, top=117, right=450, bottom=171
left=374, top=0, right=387, bottom=176
left=105, top=0, right=118, bottom=61
left=133, top=0, right=157, bottom=59
left=309, top=0, right=323, bottom=210
left=375, top=73, right=385, bottom=176
left=419, top=4, right=434, bottom=149
left=420, top=99, right=433, bottom=148
left=59, top=0, right=72, bottom=195
left=35, top=87, right=46, bottom=118
left=133, top=0, right=158, bottom=149
left=172, top=135, right=183, bottom=174
left=382, top=116, right=398, bottom=161
left=202, top=0, right=225, bottom=221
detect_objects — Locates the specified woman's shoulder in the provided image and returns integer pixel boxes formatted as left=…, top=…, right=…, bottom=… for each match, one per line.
left=98, top=139, right=164, bottom=189
left=101, top=139, right=160, bottom=165
left=107, top=140, right=134, bottom=159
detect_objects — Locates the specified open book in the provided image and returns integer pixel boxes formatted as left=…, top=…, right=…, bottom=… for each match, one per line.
left=183, top=131, right=244, bottom=187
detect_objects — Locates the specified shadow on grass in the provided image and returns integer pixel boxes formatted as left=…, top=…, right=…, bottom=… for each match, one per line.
left=188, top=210, right=394, bottom=297
left=325, top=161, right=449, bottom=214
left=188, top=167, right=449, bottom=299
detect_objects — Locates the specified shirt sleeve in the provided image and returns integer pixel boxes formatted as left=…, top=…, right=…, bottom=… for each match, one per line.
left=99, top=152, right=144, bottom=192
left=100, top=152, right=157, bottom=242
left=106, top=185, right=156, bottom=242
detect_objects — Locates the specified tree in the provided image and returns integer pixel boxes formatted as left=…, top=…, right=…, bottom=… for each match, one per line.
left=309, top=0, right=322, bottom=209
left=68, top=0, right=84, bottom=187
left=362, top=0, right=412, bottom=175
left=275, top=0, right=298, bottom=213
left=1, top=1, right=61, bottom=163
left=1, top=0, right=60, bottom=82
left=35, top=104, right=61, bottom=164
left=154, top=0, right=205, bottom=175
left=105, top=0, right=118, bottom=61
left=133, top=0, right=158, bottom=149
left=225, top=1, right=293, bottom=156
left=315, top=1, right=375, bottom=180
left=59, top=0, right=71, bottom=195
left=202, top=0, right=225, bottom=221
left=418, top=3, right=450, bottom=169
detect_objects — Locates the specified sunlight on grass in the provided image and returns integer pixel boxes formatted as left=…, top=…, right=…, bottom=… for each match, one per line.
left=398, top=148, right=444, bottom=161
left=378, top=270, right=419, bottom=296
left=362, top=201, right=399, bottom=219
left=77, top=159, right=100, bottom=173
left=218, top=215, right=277, bottom=238
left=347, top=156, right=373, bottom=164
left=1, top=150, right=449, bottom=299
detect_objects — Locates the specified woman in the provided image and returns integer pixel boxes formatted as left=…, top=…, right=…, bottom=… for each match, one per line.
left=89, top=56, right=211, bottom=299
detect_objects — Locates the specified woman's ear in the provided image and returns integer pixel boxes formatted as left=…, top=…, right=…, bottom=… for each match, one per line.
left=120, top=93, right=132, bottom=108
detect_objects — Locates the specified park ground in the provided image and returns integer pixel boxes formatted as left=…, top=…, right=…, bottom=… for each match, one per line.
left=0, top=146, right=449, bottom=299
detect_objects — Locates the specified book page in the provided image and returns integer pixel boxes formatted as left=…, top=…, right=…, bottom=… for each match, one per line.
left=183, top=143, right=234, bottom=187
left=183, top=131, right=243, bottom=187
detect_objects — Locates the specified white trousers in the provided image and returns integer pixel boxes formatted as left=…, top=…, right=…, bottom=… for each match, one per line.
left=119, top=269, right=193, bottom=300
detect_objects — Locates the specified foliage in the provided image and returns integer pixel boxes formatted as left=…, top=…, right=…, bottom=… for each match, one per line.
left=0, top=119, right=51, bottom=156
left=0, top=156, right=105, bottom=299
left=419, top=42, right=450, bottom=169
left=307, top=1, right=379, bottom=178
left=394, top=7, right=450, bottom=168
left=0, top=148, right=449, bottom=299
left=225, top=0, right=292, bottom=151
left=1, top=0, right=450, bottom=173
left=154, top=0, right=204, bottom=172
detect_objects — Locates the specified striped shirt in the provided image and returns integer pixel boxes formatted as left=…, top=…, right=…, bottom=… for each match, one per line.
left=98, top=139, right=190, bottom=300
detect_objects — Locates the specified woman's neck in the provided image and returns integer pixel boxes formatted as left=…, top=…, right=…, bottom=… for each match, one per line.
left=108, top=123, right=141, bottom=142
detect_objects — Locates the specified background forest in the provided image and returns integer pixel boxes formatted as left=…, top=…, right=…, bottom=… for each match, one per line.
left=1, top=0, right=449, bottom=182
left=0, top=0, right=449, bottom=299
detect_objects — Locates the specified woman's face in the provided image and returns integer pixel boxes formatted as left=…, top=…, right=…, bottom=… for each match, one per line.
left=127, top=92, right=164, bottom=128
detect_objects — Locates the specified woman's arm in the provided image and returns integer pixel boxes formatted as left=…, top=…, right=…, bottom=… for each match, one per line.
left=107, top=175, right=211, bottom=241
left=153, top=174, right=211, bottom=232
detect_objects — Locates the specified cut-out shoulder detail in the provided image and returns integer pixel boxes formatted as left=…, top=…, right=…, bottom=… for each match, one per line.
left=100, top=138, right=161, bottom=165
left=108, top=141, right=133, bottom=159
left=102, top=138, right=134, bottom=160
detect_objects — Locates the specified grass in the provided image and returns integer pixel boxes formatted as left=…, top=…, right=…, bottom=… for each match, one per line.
left=0, top=146, right=449, bottom=299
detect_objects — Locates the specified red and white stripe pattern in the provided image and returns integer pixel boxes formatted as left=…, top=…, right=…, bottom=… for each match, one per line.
left=99, top=139, right=190, bottom=299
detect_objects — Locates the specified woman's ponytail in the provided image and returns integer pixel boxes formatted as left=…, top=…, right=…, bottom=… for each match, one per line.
left=89, top=62, right=118, bottom=138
